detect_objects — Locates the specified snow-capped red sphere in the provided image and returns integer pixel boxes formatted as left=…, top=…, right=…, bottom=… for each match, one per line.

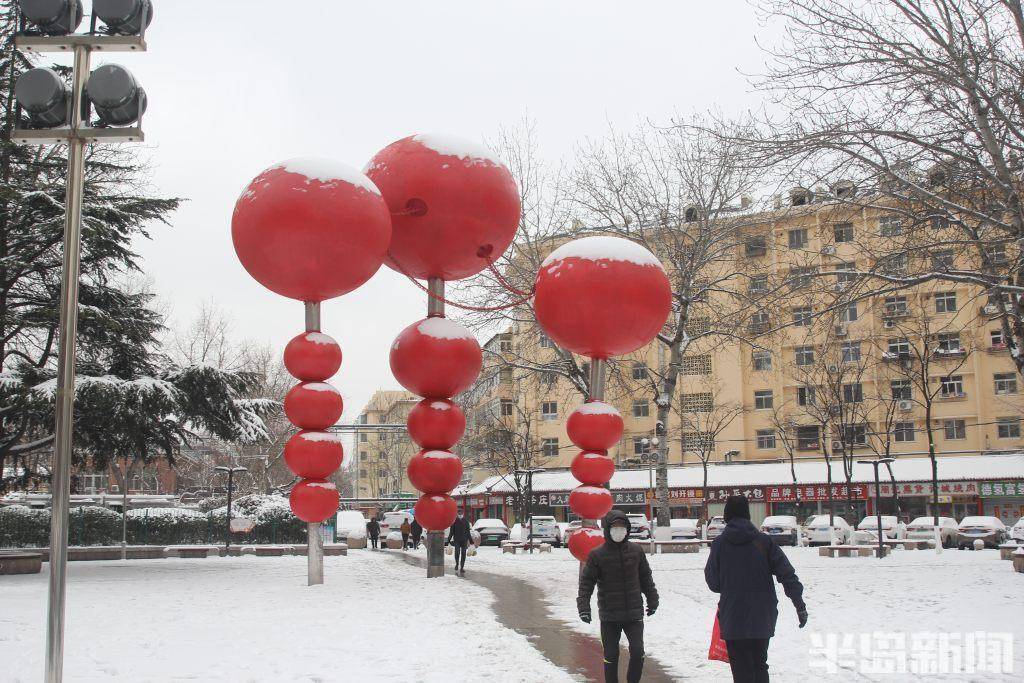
left=365, top=134, right=520, bottom=281
left=232, top=158, right=391, bottom=302
left=568, top=527, right=605, bottom=562
left=284, top=382, right=344, bottom=430
left=534, top=236, right=672, bottom=358
left=567, top=401, right=624, bottom=451
left=569, top=485, right=614, bottom=521
left=289, top=478, right=340, bottom=523
left=389, top=316, right=482, bottom=398
left=283, top=331, right=342, bottom=382
left=407, top=399, right=466, bottom=449
left=571, top=451, right=615, bottom=486
left=414, top=493, right=458, bottom=531
left=407, top=449, right=463, bottom=494
left=283, top=431, right=344, bottom=479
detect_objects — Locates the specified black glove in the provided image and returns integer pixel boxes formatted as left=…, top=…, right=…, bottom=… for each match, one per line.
left=580, top=612, right=591, bottom=624
left=797, top=608, right=808, bottom=628
left=646, top=604, right=657, bottom=617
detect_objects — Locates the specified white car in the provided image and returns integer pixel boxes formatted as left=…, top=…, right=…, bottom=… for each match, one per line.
left=706, top=516, right=726, bottom=540
left=957, top=516, right=1007, bottom=549
left=905, top=516, right=959, bottom=548
left=669, top=518, right=699, bottom=540
left=1011, top=517, right=1024, bottom=544
left=760, top=515, right=800, bottom=546
left=380, top=510, right=414, bottom=538
left=854, top=515, right=906, bottom=544
left=472, top=518, right=509, bottom=546
left=803, top=515, right=852, bottom=545
left=335, top=510, right=368, bottom=542
left=626, top=514, right=652, bottom=540
left=523, top=516, right=560, bottom=545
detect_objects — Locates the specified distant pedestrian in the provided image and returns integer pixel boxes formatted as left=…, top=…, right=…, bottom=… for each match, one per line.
left=410, top=518, right=423, bottom=549
left=367, top=517, right=381, bottom=550
left=705, top=496, right=807, bottom=683
left=577, top=510, right=658, bottom=683
left=400, top=518, right=411, bottom=550
left=447, top=511, right=472, bottom=574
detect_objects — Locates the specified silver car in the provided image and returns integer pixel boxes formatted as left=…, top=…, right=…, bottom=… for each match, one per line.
left=906, top=516, right=958, bottom=548
left=1012, top=517, right=1024, bottom=544
left=706, top=516, right=726, bottom=540
left=803, top=515, right=852, bottom=545
left=957, top=516, right=1007, bottom=549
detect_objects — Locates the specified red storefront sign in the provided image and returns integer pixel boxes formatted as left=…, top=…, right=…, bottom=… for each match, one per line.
left=765, top=484, right=869, bottom=503
left=875, top=481, right=978, bottom=497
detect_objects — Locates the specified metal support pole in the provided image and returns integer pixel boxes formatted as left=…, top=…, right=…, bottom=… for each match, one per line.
left=224, top=470, right=234, bottom=552
left=424, top=278, right=446, bottom=577
left=120, top=455, right=129, bottom=560
left=304, top=301, right=325, bottom=585
left=582, top=359, right=607, bottom=532
left=873, top=465, right=884, bottom=559
left=427, top=277, right=444, bottom=317
left=45, top=43, right=90, bottom=683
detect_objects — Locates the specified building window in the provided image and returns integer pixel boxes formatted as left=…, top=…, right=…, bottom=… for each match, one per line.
left=887, top=338, right=911, bottom=357
left=842, top=383, right=863, bottom=403
left=754, top=390, right=774, bottom=410
left=680, top=354, right=712, bottom=375
left=632, top=363, right=648, bottom=381
left=756, top=429, right=776, bottom=449
left=984, top=243, right=1007, bottom=265
left=539, top=335, right=555, bottom=348
left=798, top=386, right=816, bottom=406
left=931, top=250, right=954, bottom=270
left=884, top=296, right=908, bottom=317
left=360, top=433, right=368, bottom=443
left=500, top=399, right=514, bottom=416
left=835, top=262, right=857, bottom=290
left=542, top=438, right=560, bottom=457
left=878, top=254, right=907, bottom=275
left=792, top=306, right=813, bottom=327
left=377, top=468, right=387, bottom=478
left=891, top=380, right=912, bottom=401
left=796, top=425, right=820, bottom=449
left=501, top=368, right=514, bottom=383
left=541, top=401, right=558, bottom=420
left=752, top=351, right=772, bottom=371
left=934, top=291, right=957, bottom=313
left=939, top=375, right=964, bottom=397
left=841, top=424, right=868, bottom=445
left=841, top=341, right=861, bottom=363
left=749, top=275, right=768, bottom=294
left=997, top=418, right=1021, bottom=439
left=894, top=422, right=915, bottom=442
left=795, top=346, right=815, bottom=366
left=359, top=469, right=368, bottom=478
left=787, top=267, right=816, bottom=290
left=943, top=419, right=966, bottom=440
left=879, top=216, right=903, bottom=236
left=744, top=236, right=767, bottom=257
left=991, top=329, right=1006, bottom=348
left=936, top=333, right=961, bottom=354
left=833, top=222, right=854, bottom=243
left=749, top=311, right=770, bottom=334
left=788, top=228, right=808, bottom=249
left=633, top=437, right=647, bottom=456
left=632, top=400, right=650, bottom=418
left=840, top=302, right=859, bottom=322
left=994, top=373, right=1017, bottom=395
left=680, top=392, right=713, bottom=413
left=929, top=214, right=950, bottom=230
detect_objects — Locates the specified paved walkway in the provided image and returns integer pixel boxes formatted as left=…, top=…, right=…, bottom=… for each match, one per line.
left=396, top=553, right=677, bottom=682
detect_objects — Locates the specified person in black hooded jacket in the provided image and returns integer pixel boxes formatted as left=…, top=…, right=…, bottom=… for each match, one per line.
left=577, top=510, right=658, bottom=683
left=705, top=495, right=808, bottom=683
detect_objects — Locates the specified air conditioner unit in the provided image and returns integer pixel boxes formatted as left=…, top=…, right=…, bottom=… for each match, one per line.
left=983, top=304, right=999, bottom=315
left=827, top=364, right=839, bottom=373
left=883, top=319, right=895, bottom=329
left=831, top=440, right=843, bottom=450
left=834, top=324, right=848, bottom=337
left=898, top=400, right=913, bottom=412
left=821, top=245, right=837, bottom=256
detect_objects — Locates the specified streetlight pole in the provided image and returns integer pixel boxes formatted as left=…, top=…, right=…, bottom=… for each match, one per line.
left=515, top=467, right=544, bottom=553
left=857, top=458, right=894, bottom=559
left=215, top=466, right=247, bottom=552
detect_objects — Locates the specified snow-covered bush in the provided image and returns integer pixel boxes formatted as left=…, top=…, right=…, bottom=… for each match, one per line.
left=210, top=494, right=305, bottom=544
left=0, top=505, right=51, bottom=548
left=126, top=507, right=209, bottom=545
left=67, top=506, right=121, bottom=546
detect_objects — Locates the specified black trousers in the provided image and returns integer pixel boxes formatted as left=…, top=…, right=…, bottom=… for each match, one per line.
left=600, top=619, right=644, bottom=683
left=411, top=534, right=422, bottom=548
left=401, top=533, right=409, bottom=548
left=453, top=541, right=468, bottom=568
left=725, top=638, right=770, bottom=683
left=370, top=536, right=379, bottom=549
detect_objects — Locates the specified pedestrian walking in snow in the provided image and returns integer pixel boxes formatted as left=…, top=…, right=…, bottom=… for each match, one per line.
left=447, top=511, right=472, bottom=574
left=577, top=510, right=658, bottom=683
left=400, top=518, right=411, bottom=550
left=367, top=517, right=381, bottom=550
left=410, top=518, right=423, bottom=549
left=704, top=495, right=807, bottom=683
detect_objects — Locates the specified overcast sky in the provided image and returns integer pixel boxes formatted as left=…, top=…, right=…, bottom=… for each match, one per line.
left=62, top=1, right=777, bottom=424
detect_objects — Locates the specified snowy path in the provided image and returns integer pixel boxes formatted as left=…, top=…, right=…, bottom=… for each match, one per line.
left=0, top=552, right=576, bottom=682
left=467, top=545, right=1024, bottom=682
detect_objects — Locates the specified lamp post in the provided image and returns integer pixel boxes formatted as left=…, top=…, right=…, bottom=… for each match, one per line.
left=640, top=436, right=659, bottom=553
left=857, top=458, right=894, bottom=559
left=516, top=467, right=544, bottom=553
left=214, top=466, right=247, bottom=552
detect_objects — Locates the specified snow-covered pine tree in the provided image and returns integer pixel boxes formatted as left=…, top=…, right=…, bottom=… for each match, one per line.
left=0, top=3, right=272, bottom=492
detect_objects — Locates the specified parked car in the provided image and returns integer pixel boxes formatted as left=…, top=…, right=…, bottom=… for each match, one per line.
left=565, top=519, right=602, bottom=537
left=335, top=510, right=368, bottom=542
left=957, top=516, right=1007, bottom=549
left=1011, top=517, right=1024, bottom=544
left=760, top=515, right=800, bottom=546
left=905, top=516, right=959, bottom=548
left=626, top=513, right=652, bottom=540
left=854, top=515, right=906, bottom=544
left=669, top=518, right=699, bottom=540
left=706, top=516, right=726, bottom=540
left=472, top=518, right=510, bottom=546
left=523, top=515, right=560, bottom=545
left=802, top=514, right=853, bottom=545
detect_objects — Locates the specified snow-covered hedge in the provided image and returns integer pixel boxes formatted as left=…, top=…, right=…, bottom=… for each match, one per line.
left=0, top=505, right=51, bottom=548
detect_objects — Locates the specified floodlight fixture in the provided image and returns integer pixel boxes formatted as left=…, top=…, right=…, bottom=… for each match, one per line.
left=14, top=67, right=69, bottom=128
left=86, top=63, right=146, bottom=126
left=18, top=0, right=83, bottom=36
left=94, top=0, right=153, bottom=36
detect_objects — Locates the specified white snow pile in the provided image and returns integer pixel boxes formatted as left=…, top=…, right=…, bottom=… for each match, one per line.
left=270, top=157, right=381, bottom=196
left=305, top=481, right=337, bottom=491
left=299, top=382, right=339, bottom=394
left=30, top=375, right=177, bottom=401
left=302, top=331, right=337, bottom=346
left=417, top=316, right=477, bottom=341
left=420, top=450, right=459, bottom=460
left=541, top=236, right=665, bottom=271
left=297, top=431, right=344, bottom=444
left=429, top=400, right=452, bottom=410
left=411, top=133, right=503, bottom=167
left=573, top=401, right=621, bottom=417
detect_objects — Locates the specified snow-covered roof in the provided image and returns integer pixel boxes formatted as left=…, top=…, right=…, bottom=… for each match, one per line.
left=461, top=453, right=1024, bottom=495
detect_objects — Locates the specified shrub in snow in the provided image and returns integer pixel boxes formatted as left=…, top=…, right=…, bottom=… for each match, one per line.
left=68, top=506, right=121, bottom=546
left=0, top=505, right=51, bottom=548
left=127, top=507, right=208, bottom=546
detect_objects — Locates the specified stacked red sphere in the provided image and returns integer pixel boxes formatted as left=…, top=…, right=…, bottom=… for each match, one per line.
left=565, top=402, right=623, bottom=561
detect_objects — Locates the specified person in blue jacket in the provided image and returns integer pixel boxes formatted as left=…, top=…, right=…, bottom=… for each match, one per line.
left=704, top=496, right=808, bottom=682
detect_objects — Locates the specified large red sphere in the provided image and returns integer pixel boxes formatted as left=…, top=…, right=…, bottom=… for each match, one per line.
left=407, top=399, right=466, bottom=449
left=414, top=493, right=458, bottom=531
left=284, top=331, right=342, bottom=381
left=567, top=402, right=625, bottom=451
left=232, top=158, right=391, bottom=301
left=568, top=527, right=605, bottom=562
left=365, top=134, right=521, bottom=281
left=534, top=236, right=672, bottom=358
left=289, top=478, right=339, bottom=523
left=569, top=485, right=614, bottom=520
left=283, top=431, right=344, bottom=479
left=284, top=382, right=344, bottom=430
left=390, top=317, right=482, bottom=398
left=571, top=451, right=615, bottom=486
left=407, top=449, right=463, bottom=494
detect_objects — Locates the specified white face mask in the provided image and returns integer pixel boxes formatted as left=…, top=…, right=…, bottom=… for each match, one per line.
left=610, top=526, right=628, bottom=543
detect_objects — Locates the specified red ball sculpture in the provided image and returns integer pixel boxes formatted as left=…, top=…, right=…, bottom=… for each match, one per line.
left=390, top=317, right=482, bottom=398
left=407, top=449, right=463, bottom=494
left=414, top=493, right=458, bottom=531
left=365, top=134, right=520, bottom=281
left=567, top=401, right=624, bottom=451
left=283, top=431, right=345, bottom=479
left=570, top=451, right=616, bottom=487
left=569, top=485, right=614, bottom=520
left=407, top=399, right=466, bottom=449
left=284, top=331, right=342, bottom=382
left=284, top=382, right=344, bottom=430
left=232, top=158, right=392, bottom=301
left=289, top=478, right=340, bottom=523
left=534, top=236, right=672, bottom=358
left=568, top=527, right=605, bottom=562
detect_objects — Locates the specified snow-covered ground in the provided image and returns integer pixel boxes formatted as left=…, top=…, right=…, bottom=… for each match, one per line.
left=468, top=544, right=1023, bottom=681
left=1, top=551, right=574, bottom=683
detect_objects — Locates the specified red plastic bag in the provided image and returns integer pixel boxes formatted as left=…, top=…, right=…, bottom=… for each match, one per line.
left=708, top=614, right=730, bottom=663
